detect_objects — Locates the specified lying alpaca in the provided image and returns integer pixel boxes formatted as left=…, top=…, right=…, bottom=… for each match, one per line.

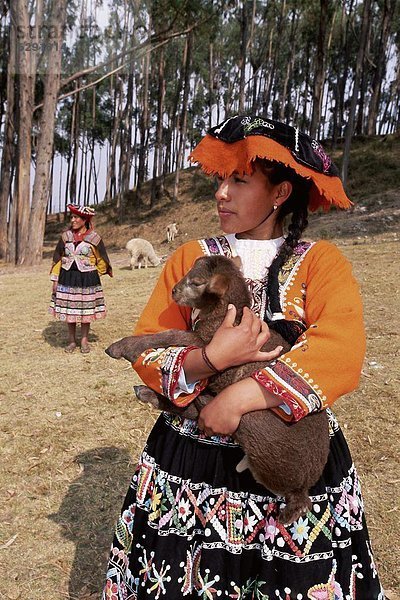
left=106, top=255, right=330, bottom=524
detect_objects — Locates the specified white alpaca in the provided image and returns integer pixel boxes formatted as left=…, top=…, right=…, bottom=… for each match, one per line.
left=125, top=238, right=161, bottom=269
left=166, top=222, right=178, bottom=243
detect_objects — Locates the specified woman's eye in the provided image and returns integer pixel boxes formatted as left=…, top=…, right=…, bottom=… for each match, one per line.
left=234, top=176, right=246, bottom=183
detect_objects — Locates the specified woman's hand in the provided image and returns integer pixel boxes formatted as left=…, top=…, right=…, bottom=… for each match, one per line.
left=198, top=384, right=243, bottom=436
left=52, top=281, right=57, bottom=293
left=198, top=377, right=282, bottom=436
left=205, top=304, right=283, bottom=371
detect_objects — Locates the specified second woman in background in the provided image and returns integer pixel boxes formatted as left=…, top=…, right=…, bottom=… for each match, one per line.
left=49, top=204, right=112, bottom=353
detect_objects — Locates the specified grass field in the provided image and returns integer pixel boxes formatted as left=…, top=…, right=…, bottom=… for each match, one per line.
left=0, top=231, right=399, bottom=599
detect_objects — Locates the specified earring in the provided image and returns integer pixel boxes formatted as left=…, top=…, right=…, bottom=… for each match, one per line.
left=273, top=204, right=278, bottom=210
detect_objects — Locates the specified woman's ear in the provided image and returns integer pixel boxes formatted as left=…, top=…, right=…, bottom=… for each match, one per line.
left=275, top=181, right=293, bottom=206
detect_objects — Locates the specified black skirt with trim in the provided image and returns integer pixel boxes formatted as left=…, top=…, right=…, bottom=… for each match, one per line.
left=49, top=266, right=106, bottom=323
left=102, top=410, right=384, bottom=600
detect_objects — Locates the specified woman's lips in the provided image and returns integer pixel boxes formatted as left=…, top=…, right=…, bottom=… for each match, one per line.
left=218, top=208, right=235, bottom=216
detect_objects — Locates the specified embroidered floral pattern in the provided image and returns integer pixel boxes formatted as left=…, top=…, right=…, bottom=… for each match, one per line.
left=103, top=414, right=384, bottom=600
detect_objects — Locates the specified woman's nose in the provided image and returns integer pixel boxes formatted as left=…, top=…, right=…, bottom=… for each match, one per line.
left=215, top=179, right=230, bottom=202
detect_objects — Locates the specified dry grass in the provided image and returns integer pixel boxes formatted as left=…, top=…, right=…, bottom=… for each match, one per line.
left=1, top=158, right=399, bottom=598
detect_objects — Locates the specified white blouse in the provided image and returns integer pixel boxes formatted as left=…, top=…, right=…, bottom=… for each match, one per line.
left=225, top=234, right=285, bottom=280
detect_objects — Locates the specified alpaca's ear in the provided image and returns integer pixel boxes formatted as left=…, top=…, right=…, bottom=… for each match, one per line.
left=231, top=255, right=243, bottom=271
left=207, top=273, right=230, bottom=297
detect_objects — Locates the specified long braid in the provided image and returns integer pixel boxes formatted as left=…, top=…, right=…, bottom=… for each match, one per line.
left=257, top=159, right=310, bottom=345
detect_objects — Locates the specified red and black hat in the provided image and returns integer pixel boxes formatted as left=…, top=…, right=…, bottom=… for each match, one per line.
left=67, top=204, right=96, bottom=219
left=188, top=115, right=351, bottom=211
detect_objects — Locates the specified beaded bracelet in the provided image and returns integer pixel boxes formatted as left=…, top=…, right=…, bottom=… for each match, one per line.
left=201, top=346, right=222, bottom=374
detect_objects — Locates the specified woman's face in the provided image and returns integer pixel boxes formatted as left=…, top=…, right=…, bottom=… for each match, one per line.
left=214, top=164, right=288, bottom=239
left=70, top=215, right=86, bottom=230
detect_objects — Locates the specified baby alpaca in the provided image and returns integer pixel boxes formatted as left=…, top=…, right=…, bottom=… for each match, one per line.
left=166, top=222, right=178, bottom=243
left=106, top=255, right=330, bottom=524
left=125, top=238, right=161, bottom=269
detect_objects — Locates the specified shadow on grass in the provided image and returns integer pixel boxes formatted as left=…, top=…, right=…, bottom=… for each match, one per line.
left=48, top=446, right=134, bottom=599
left=42, top=321, right=99, bottom=348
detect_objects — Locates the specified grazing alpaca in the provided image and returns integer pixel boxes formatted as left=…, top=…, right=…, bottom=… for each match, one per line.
left=125, top=238, right=161, bottom=269
left=106, top=255, right=330, bottom=523
left=166, top=222, right=178, bottom=242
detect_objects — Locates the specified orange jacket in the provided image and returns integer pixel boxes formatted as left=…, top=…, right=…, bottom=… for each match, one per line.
left=133, top=237, right=366, bottom=422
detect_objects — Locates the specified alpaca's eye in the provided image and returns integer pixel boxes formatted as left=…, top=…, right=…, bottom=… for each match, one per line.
left=191, top=278, right=205, bottom=287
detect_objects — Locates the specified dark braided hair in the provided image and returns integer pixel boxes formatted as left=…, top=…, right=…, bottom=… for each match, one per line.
left=256, top=159, right=311, bottom=346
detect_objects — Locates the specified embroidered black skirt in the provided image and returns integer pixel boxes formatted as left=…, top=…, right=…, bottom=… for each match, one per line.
left=102, top=410, right=384, bottom=600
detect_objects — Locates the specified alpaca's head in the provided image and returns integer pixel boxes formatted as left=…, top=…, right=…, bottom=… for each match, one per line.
left=172, top=255, right=250, bottom=312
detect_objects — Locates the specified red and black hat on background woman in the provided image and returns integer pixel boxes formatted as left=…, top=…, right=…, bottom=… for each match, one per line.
left=67, top=204, right=96, bottom=220
left=189, top=115, right=351, bottom=212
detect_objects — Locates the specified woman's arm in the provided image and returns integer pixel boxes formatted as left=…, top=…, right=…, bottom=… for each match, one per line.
left=132, top=241, right=209, bottom=405
left=50, top=237, right=64, bottom=281
left=252, top=241, right=366, bottom=422
left=198, top=377, right=282, bottom=436
left=91, top=239, right=113, bottom=276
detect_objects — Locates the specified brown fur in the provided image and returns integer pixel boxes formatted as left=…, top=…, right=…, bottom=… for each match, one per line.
left=106, top=255, right=330, bottom=523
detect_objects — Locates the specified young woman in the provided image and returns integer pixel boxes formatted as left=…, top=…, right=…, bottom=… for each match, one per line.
left=103, top=116, right=384, bottom=599
left=49, top=204, right=112, bottom=353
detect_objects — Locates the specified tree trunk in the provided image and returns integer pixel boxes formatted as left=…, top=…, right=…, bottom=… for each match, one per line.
left=379, top=60, right=400, bottom=134
left=310, top=0, right=329, bottom=138
left=334, top=0, right=355, bottom=143
left=151, top=45, right=166, bottom=205
left=26, top=0, right=67, bottom=265
left=262, top=1, right=286, bottom=114
left=341, top=0, right=372, bottom=185
left=279, top=4, right=298, bottom=122
left=173, top=31, right=193, bottom=201
left=355, top=66, right=368, bottom=135
left=300, top=41, right=311, bottom=131
left=105, top=79, right=121, bottom=203
left=238, top=1, right=249, bottom=113
left=136, top=46, right=151, bottom=208
left=69, top=86, right=80, bottom=204
left=208, top=42, right=214, bottom=129
left=11, top=0, right=34, bottom=264
left=0, top=19, right=16, bottom=260
left=367, top=0, right=396, bottom=135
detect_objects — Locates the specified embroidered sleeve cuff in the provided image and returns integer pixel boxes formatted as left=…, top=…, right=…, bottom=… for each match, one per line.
left=174, top=368, right=199, bottom=398
left=252, top=359, right=325, bottom=422
left=133, top=346, right=208, bottom=408
left=50, top=275, right=58, bottom=282
left=162, top=346, right=208, bottom=407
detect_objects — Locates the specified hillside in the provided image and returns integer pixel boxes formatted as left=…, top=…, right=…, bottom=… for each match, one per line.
left=44, top=134, right=400, bottom=260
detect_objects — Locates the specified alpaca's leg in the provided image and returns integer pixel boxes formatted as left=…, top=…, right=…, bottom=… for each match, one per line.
left=235, top=455, right=250, bottom=473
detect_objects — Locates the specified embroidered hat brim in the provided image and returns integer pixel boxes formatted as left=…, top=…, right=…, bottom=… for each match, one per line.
left=188, top=116, right=352, bottom=212
left=68, top=204, right=96, bottom=219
